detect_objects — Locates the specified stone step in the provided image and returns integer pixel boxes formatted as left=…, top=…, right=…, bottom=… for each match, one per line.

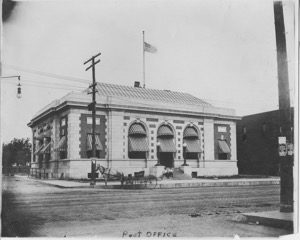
left=172, top=168, right=193, bottom=180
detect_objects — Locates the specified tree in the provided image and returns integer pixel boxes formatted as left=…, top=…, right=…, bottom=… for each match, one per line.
left=2, top=0, right=17, bottom=22
left=2, top=138, right=32, bottom=171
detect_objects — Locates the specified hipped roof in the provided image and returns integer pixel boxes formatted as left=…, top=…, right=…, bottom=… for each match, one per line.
left=29, top=82, right=239, bottom=126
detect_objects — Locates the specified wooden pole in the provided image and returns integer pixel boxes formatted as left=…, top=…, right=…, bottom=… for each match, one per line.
left=0, top=0, right=3, bottom=179
left=143, top=31, right=145, bottom=88
left=273, top=1, right=293, bottom=213
left=84, top=53, right=101, bottom=186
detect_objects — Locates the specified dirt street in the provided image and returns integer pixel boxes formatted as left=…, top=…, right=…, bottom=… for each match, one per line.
left=1, top=176, right=291, bottom=237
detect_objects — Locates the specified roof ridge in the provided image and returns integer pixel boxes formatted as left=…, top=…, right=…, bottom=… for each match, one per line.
left=95, top=82, right=190, bottom=95
left=94, top=82, right=211, bottom=106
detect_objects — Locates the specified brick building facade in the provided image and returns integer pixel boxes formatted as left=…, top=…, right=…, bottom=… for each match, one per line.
left=237, top=109, right=294, bottom=176
left=28, top=82, right=240, bottom=179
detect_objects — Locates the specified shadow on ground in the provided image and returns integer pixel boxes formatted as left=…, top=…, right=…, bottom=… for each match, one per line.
left=1, top=190, right=44, bottom=237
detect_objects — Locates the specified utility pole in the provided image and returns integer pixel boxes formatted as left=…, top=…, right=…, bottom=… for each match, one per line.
left=0, top=0, right=3, bottom=178
left=142, top=30, right=145, bottom=88
left=84, top=52, right=101, bottom=186
left=273, top=1, right=293, bottom=213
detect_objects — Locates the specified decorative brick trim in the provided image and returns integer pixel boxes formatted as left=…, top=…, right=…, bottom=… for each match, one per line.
left=146, top=118, right=159, bottom=122
left=79, top=114, right=106, bottom=159
left=104, top=115, right=108, bottom=159
left=200, top=127, right=205, bottom=160
left=173, top=120, right=185, bottom=124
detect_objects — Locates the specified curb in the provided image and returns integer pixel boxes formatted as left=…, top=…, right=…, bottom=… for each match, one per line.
left=243, top=212, right=293, bottom=230
left=13, top=175, right=280, bottom=189
left=76, top=179, right=280, bottom=189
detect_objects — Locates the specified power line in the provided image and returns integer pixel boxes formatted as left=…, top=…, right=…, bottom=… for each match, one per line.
left=24, top=79, right=87, bottom=90
left=3, top=64, right=290, bottom=108
left=3, top=63, right=90, bottom=84
left=3, top=81, right=84, bottom=92
left=3, top=78, right=86, bottom=90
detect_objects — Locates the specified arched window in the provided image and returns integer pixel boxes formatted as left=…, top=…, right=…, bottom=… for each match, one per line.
left=128, top=123, right=148, bottom=159
left=157, top=124, right=176, bottom=168
left=183, top=126, right=201, bottom=159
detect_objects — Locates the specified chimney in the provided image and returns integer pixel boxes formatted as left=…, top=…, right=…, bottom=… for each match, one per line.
left=134, top=81, right=141, bottom=88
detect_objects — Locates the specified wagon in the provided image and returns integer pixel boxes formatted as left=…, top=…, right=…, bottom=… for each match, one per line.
left=97, top=165, right=157, bottom=189
left=122, top=171, right=158, bottom=189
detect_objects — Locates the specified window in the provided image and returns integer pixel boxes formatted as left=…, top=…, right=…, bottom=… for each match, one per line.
left=45, top=153, right=51, bottom=168
left=86, top=150, right=100, bottom=158
left=38, top=154, right=43, bottom=168
left=262, top=123, right=267, bottom=136
left=128, top=123, right=148, bottom=159
left=242, top=127, right=247, bottom=142
left=56, top=136, right=67, bottom=159
left=218, top=126, right=227, bottom=133
left=129, top=152, right=146, bottom=159
left=186, top=153, right=199, bottom=159
left=86, top=134, right=103, bottom=158
left=183, top=126, right=201, bottom=159
left=218, top=153, right=228, bottom=160
left=60, top=151, right=67, bottom=159
left=87, top=117, right=100, bottom=125
left=41, top=138, right=51, bottom=163
left=217, top=140, right=230, bottom=160
left=61, top=118, right=66, bottom=126
left=60, top=116, right=67, bottom=137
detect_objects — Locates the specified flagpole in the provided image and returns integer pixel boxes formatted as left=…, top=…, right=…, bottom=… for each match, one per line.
left=142, top=30, right=145, bottom=88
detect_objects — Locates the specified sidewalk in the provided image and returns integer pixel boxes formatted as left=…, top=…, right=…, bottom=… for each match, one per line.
left=15, top=175, right=280, bottom=189
left=242, top=211, right=293, bottom=230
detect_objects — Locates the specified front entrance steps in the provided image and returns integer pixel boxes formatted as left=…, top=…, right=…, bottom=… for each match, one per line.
left=150, top=166, right=193, bottom=180
left=171, top=168, right=193, bottom=180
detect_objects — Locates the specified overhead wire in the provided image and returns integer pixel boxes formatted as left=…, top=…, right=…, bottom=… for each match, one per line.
left=2, top=63, right=293, bottom=108
left=3, top=63, right=91, bottom=84
left=3, top=81, right=85, bottom=92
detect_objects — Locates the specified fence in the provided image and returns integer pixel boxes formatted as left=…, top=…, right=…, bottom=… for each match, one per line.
left=3, top=166, right=30, bottom=176
left=30, top=168, right=49, bottom=179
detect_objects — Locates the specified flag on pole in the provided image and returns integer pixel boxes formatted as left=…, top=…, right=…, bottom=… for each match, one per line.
left=144, top=41, right=157, bottom=53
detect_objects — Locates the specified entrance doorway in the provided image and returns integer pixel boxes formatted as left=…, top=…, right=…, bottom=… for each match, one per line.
left=160, top=152, right=174, bottom=168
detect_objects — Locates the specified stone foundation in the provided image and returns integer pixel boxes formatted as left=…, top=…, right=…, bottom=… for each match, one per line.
left=30, top=159, right=238, bottom=179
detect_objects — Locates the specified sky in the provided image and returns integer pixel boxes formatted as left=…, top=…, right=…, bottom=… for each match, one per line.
left=0, top=0, right=296, bottom=143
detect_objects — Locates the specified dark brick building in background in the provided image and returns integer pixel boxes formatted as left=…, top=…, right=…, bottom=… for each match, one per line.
left=237, top=108, right=294, bottom=176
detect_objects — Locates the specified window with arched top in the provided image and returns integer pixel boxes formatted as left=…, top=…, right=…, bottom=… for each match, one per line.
left=128, top=123, right=149, bottom=159
left=183, top=126, right=201, bottom=159
left=157, top=125, right=176, bottom=152
left=156, top=124, right=176, bottom=168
